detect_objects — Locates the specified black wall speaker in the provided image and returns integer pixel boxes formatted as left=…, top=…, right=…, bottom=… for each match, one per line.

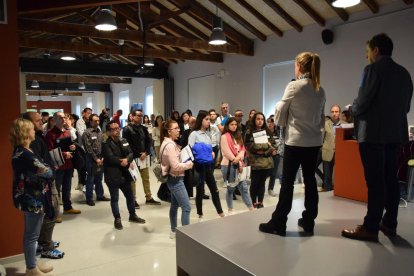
left=322, top=29, right=334, bottom=45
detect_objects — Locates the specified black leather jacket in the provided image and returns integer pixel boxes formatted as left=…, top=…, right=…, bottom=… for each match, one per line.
left=102, top=137, right=134, bottom=185
left=122, top=123, right=152, bottom=159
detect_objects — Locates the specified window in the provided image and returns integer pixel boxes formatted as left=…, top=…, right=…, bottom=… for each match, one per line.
left=86, top=97, right=93, bottom=110
left=119, top=90, right=130, bottom=127
left=263, top=60, right=295, bottom=117
left=144, top=86, right=153, bottom=116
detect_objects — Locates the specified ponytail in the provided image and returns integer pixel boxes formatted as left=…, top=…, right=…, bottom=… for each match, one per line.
left=295, top=52, right=321, bottom=92
left=311, top=54, right=321, bottom=91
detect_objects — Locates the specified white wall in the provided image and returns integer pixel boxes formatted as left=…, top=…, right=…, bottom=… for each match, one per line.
left=169, top=4, right=414, bottom=122
left=111, top=78, right=155, bottom=115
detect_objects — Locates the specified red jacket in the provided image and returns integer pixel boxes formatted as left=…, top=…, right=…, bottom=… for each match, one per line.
left=45, top=126, right=73, bottom=170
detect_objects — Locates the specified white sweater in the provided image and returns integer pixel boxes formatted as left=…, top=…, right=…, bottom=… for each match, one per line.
left=275, top=78, right=326, bottom=147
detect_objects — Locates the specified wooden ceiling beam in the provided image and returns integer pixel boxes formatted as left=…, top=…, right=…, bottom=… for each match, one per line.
left=168, top=0, right=253, bottom=47
left=207, top=0, right=267, bottom=41
left=262, top=0, right=303, bottom=32
left=324, top=0, right=349, bottom=21
left=293, top=0, right=325, bottom=27
left=19, top=38, right=224, bottom=62
left=26, top=74, right=131, bottom=84
left=18, top=18, right=252, bottom=55
left=146, top=6, right=191, bottom=30
left=362, top=0, right=379, bottom=13
left=234, top=0, right=283, bottom=37
left=26, top=91, right=84, bottom=96
left=151, top=1, right=209, bottom=40
left=18, top=0, right=150, bottom=15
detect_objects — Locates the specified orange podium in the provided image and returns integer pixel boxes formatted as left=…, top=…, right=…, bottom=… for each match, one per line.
left=333, top=128, right=368, bottom=202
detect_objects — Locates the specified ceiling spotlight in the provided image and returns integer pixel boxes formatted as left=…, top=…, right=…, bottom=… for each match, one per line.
left=51, top=91, right=58, bottom=98
left=78, top=82, right=86, bottom=90
left=31, top=80, right=39, bottom=88
left=332, top=0, right=361, bottom=8
left=43, top=50, right=51, bottom=57
left=61, top=52, right=76, bottom=61
left=95, top=7, right=117, bottom=31
left=144, top=58, right=155, bottom=67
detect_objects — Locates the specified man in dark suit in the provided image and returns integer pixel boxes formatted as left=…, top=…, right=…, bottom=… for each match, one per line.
left=342, top=33, right=413, bottom=242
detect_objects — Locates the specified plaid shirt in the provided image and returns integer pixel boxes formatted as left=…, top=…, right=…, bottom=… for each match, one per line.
left=82, top=128, right=103, bottom=161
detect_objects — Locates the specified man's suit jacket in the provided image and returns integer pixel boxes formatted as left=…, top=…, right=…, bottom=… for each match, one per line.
left=350, top=56, right=413, bottom=144
left=102, top=137, right=134, bottom=185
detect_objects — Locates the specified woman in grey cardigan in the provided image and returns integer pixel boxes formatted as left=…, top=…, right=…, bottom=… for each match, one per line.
left=260, top=52, right=326, bottom=236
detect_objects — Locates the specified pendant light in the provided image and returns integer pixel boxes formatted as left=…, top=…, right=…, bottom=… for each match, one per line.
left=31, top=80, right=39, bottom=88
left=209, top=5, right=227, bottom=45
left=332, top=0, right=361, bottom=8
left=95, top=6, right=117, bottom=31
left=61, top=52, right=76, bottom=61
left=78, top=82, right=86, bottom=90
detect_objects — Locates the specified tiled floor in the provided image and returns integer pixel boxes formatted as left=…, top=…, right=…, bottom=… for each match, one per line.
left=2, top=170, right=307, bottom=276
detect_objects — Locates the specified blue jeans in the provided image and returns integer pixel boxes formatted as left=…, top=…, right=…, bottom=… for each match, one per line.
left=24, top=212, right=44, bottom=269
left=55, top=169, right=74, bottom=211
left=167, top=176, right=191, bottom=232
left=85, top=156, right=104, bottom=201
left=106, top=180, right=136, bottom=219
left=268, top=155, right=281, bottom=191
left=221, top=165, right=253, bottom=209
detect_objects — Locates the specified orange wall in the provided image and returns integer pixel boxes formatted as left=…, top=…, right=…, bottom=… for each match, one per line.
left=27, top=101, right=72, bottom=114
left=0, top=1, right=25, bottom=258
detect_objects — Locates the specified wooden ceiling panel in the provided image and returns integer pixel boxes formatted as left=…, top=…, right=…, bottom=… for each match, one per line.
left=17, top=0, right=401, bottom=78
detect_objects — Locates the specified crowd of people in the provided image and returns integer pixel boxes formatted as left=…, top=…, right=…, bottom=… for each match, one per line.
left=9, top=33, right=412, bottom=275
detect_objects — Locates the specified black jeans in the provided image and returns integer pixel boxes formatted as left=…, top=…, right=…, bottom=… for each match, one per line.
left=106, top=180, right=136, bottom=219
left=359, top=143, right=400, bottom=232
left=195, top=165, right=223, bottom=216
left=250, top=169, right=271, bottom=204
left=270, top=145, right=320, bottom=228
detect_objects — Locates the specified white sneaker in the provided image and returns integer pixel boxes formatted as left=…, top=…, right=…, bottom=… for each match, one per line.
left=198, top=216, right=204, bottom=223
left=268, top=190, right=277, bottom=197
left=169, top=231, right=176, bottom=239
left=227, top=210, right=234, bottom=216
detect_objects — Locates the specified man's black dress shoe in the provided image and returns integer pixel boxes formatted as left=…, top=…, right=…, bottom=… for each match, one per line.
left=259, top=222, right=286, bottom=236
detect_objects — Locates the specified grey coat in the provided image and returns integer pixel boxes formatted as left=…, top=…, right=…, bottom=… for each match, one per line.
left=350, top=56, right=413, bottom=144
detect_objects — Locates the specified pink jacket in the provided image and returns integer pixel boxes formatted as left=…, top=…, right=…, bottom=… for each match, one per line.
left=160, top=137, right=193, bottom=177
left=220, top=134, right=245, bottom=166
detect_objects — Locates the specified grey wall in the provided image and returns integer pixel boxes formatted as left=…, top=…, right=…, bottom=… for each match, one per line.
left=169, top=4, right=414, bottom=123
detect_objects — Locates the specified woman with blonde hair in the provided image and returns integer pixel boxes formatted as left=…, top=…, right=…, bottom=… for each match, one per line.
left=160, top=119, right=194, bottom=239
left=260, top=52, right=326, bottom=236
left=10, top=118, right=55, bottom=275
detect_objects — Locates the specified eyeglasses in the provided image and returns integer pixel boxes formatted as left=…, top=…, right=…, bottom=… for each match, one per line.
left=109, top=127, right=120, bottom=131
left=136, top=114, right=143, bottom=117
left=235, top=114, right=243, bottom=117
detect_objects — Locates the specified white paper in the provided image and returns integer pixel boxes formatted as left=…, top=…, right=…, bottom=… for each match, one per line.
left=253, top=130, right=268, bottom=144
left=128, top=160, right=140, bottom=182
left=137, top=155, right=151, bottom=169
left=180, top=145, right=194, bottom=163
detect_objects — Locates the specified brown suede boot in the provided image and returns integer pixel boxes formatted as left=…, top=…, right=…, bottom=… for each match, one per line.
left=37, top=262, right=53, bottom=273
left=25, top=266, right=46, bottom=276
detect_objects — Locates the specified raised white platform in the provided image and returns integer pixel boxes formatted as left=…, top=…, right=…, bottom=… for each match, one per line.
left=176, top=192, right=414, bottom=276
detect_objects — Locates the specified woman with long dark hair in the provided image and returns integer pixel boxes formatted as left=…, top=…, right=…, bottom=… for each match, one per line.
left=152, top=115, right=164, bottom=161
left=188, top=110, right=224, bottom=220
left=221, top=117, right=253, bottom=214
left=245, top=112, right=277, bottom=208
left=160, top=119, right=193, bottom=239
left=260, top=52, right=325, bottom=236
